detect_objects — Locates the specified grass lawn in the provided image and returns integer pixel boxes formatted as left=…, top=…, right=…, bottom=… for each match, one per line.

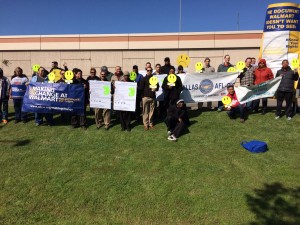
left=0, top=107, right=299, bottom=225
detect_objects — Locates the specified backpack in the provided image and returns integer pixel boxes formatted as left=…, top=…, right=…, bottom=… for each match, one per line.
left=241, top=140, right=268, bottom=153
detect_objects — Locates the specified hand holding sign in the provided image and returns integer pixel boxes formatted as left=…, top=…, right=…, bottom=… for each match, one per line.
left=65, top=71, right=74, bottom=83
left=167, top=74, right=177, bottom=87
left=149, top=76, right=158, bottom=89
left=195, top=62, right=203, bottom=72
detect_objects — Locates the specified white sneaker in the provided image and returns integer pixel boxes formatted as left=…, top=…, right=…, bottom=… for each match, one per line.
left=287, top=117, right=292, bottom=121
left=275, top=116, right=280, bottom=120
left=167, top=130, right=172, bottom=135
left=167, top=135, right=177, bottom=141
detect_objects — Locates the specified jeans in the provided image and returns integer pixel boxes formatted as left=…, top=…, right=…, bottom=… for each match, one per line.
left=165, top=115, right=187, bottom=138
left=35, top=113, right=54, bottom=125
left=0, top=100, right=8, bottom=120
left=227, top=104, right=245, bottom=119
left=253, top=98, right=268, bottom=111
left=13, top=99, right=27, bottom=121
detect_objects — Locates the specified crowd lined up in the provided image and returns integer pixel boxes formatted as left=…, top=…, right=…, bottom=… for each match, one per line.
left=0, top=55, right=299, bottom=141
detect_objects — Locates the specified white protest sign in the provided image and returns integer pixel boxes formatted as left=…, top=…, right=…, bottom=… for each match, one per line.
left=113, top=81, right=137, bottom=112
left=89, top=80, right=111, bottom=109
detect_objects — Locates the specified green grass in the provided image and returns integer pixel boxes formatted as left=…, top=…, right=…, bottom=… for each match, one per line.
left=0, top=108, right=299, bottom=224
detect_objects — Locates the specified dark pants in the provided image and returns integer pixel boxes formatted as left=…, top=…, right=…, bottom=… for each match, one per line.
left=165, top=116, right=187, bottom=138
left=276, top=91, right=293, bottom=117
left=35, top=113, right=54, bottom=125
left=120, top=111, right=132, bottom=130
left=217, top=101, right=223, bottom=110
left=71, top=115, right=86, bottom=127
left=227, top=104, right=245, bottom=119
left=13, top=99, right=27, bottom=121
left=0, top=100, right=8, bottom=120
left=135, top=95, right=142, bottom=121
left=253, top=98, right=268, bottom=111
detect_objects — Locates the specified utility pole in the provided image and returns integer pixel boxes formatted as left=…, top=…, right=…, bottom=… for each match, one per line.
left=237, top=12, right=240, bottom=31
left=179, top=0, right=182, bottom=33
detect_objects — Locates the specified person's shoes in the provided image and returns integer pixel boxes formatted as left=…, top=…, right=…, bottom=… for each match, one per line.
left=14, top=120, right=20, bottom=124
left=275, top=116, right=280, bottom=120
left=240, top=118, right=245, bottom=123
left=121, top=128, right=125, bottom=131
left=144, top=126, right=149, bottom=131
left=35, top=123, right=41, bottom=126
left=81, top=126, right=87, bottom=130
left=126, top=128, right=131, bottom=132
left=149, top=125, right=154, bottom=129
left=287, top=117, right=292, bottom=121
left=2, top=119, right=8, bottom=124
left=217, top=108, right=222, bottom=112
left=168, top=135, right=177, bottom=142
left=261, top=110, right=266, bottom=115
left=167, top=130, right=172, bottom=135
left=105, top=125, right=109, bottom=131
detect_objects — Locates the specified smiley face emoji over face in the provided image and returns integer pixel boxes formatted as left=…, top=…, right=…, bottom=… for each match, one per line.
left=291, top=58, right=299, bottom=69
left=32, top=64, right=40, bottom=72
left=130, top=72, right=137, bottom=81
left=149, top=76, right=158, bottom=86
left=167, top=74, right=177, bottom=84
left=236, top=61, right=245, bottom=71
left=65, top=71, right=74, bottom=80
left=176, top=54, right=190, bottom=68
left=48, top=72, right=55, bottom=81
left=222, top=96, right=232, bottom=105
left=195, top=62, right=203, bottom=71
left=227, top=67, right=237, bottom=72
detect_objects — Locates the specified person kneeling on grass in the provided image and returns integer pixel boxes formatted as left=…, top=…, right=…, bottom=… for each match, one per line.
left=224, top=84, right=245, bottom=123
left=165, top=99, right=190, bottom=141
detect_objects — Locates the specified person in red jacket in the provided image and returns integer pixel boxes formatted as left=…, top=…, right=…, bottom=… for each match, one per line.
left=224, top=84, right=245, bottom=123
left=253, top=59, right=274, bottom=114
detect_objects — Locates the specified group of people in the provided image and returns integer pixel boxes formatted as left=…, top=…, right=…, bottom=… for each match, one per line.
left=0, top=55, right=299, bottom=141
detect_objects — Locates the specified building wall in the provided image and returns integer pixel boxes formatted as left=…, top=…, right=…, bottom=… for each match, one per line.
left=0, top=31, right=262, bottom=79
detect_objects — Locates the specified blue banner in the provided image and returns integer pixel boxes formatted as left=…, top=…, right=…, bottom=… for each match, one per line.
left=11, top=84, right=27, bottom=99
left=22, top=83, right=85, bottom=115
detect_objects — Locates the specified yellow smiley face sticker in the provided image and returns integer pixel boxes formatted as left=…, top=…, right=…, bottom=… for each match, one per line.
left=236, top=61, right=245, bottom=71
left=48, top=72, right=55, bottom=82
left=227, top=67, right=237, bottom=72
left=149, top=76, right=158, bottom=86
left=167, top=74, right=177, bottom=84
left=52, top=69, right=62, bottom=82
left=32, top=64, right=40, bottom=73
left=291, top=58, right=299, bottom=69
left=130, top=72, right=137, bottom=81
left=222, top=96, right=232, bottom=105
left=176, top=54, right=190, bottom=68
left=195, top=62, right=203, bottom=71
left=65, top=71, right=74, bottom=80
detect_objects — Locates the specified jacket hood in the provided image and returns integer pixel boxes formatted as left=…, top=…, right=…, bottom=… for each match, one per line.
left=258, top=59, right=267, bottom=67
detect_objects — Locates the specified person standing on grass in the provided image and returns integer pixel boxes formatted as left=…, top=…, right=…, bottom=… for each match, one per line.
left=275, top=60, right=299, bottom=121
left=140, top=67, right=159, bottom=130
left=132, top=65, right=143, bottom=122
left=71, top=68, right=88, bottom=130
left=165, top=99, right=190, bottom=142
left=224, top=84, right=245, bottom=123
left=0, top=68, right=10, bottom=124
left=253, top=59, right=274, bottom=114
left=217, top=55, right=234, bottom=112
left=238, top=57, right=255, bottom=111
left=31, top=67, right=54, bottom=126
left=10, top=67, right=29, bottom=124
left=94, top=70, right=111, bottom=130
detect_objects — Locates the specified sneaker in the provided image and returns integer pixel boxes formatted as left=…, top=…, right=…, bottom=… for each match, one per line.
left=149, top=125, right=154, bottom=129
left=144, top=126, right=149, bottom=131
left=14, top=120, right=21, bottom=124
left=240, top=118, right=245, bottom=123
left=2, top=119, right=8, bottom=124
left=81, top=126, right=87, bottom=130
left=275, top=116, right=280, bottom=120
left=217, top=108, right=222, bottom=112
left=167, top=130, right=172, bottom=135
left=287, top=117, right=292, bottom=121
left=167, top=135, right=177, bottom=141
left=35, top=123, right=41, bottom=126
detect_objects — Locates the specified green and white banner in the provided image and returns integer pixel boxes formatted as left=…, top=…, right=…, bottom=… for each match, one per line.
left=235, top=77, right=282, bottom=104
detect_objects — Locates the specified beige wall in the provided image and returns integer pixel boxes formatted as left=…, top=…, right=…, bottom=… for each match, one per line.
left=0, top=48, right=259, bottom=79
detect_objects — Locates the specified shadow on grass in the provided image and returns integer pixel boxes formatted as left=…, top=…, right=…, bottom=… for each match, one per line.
left=0, top=139, right=31, bottom=147
left=246, top=182, right=300, bottom=225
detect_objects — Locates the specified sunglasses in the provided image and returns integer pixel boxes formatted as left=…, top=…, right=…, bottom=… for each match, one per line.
left=147, top=70, right=152, bottom=72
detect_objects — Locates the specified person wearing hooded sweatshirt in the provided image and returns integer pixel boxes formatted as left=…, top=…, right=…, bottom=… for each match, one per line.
left=275, top=60, right=299, bottom=120
left=253, top=59, right=274, bottom=114
left=0, top=68, right=10, bottom=124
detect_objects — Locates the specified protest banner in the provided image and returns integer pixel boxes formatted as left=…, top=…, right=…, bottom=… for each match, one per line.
left=259, top=2, right=300, bottom=74
left=11, top=84, right=27, bottom=99
left=89, top=80, right=111, bottom=109
left=22, top=83, right=85, bottom=115
left=180, top=73, right=239, bottom=102
left=113, top=81, right=137, bottom=112
left=235, top=76, right=282, bottom=104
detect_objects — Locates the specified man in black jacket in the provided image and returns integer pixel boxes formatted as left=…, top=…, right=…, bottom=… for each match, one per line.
left=161, top=57, right=175, bottom=75
left=165, top=99, right=190, bottom=141
left=140, top=67, right=159, bottom=130
left=275, top=59, right=299, bottom=120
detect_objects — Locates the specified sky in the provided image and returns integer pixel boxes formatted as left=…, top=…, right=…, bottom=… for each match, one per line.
left=0, top=0, right=297, bottom=35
